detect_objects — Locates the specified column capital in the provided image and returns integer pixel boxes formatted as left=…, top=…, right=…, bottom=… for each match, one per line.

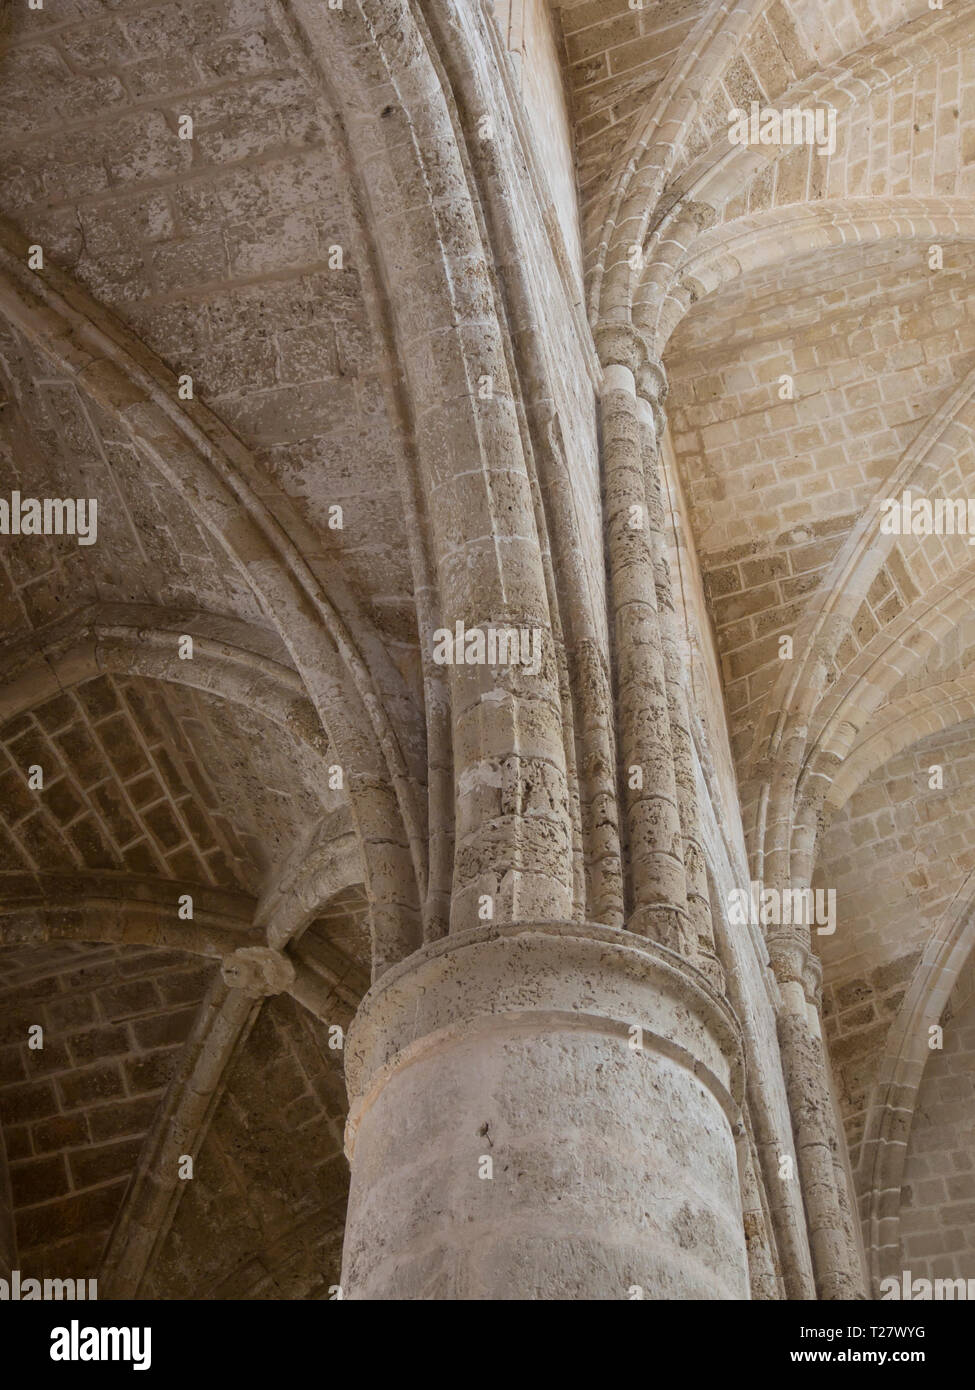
left=593, top=324, right=667, bottom=406
left=766, top=926, right=822, bottom=1006
left=594, top=320, right=652, bottom=376
left=637, top=360, right=668, bottom=443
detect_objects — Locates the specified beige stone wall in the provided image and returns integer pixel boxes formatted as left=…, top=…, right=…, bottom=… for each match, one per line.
left=667, top=244, right=975, bottom=765
left=897, top=980, right=975, bottom=1283
left=0, top=942, right=213, bottom=1279
left=492, top=0, right=583, bottom=281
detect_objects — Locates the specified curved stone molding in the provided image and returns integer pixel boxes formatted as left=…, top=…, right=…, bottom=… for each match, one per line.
left=0, top=874, right=257, bottom=957
left=591, top=0, right=766, bottom=323
left=0, top=215, right=425, bottom=976
left=0, top=601, right=331, bottom=763
left=99, top=979, right=261, bottom=1299
left=656, top=199, right=975, bottom=360
left=743, top=362, right=975, bottom=885
left=286, top=0, right=576, bottom=934
left=857, top=871, right=975, bottom=1290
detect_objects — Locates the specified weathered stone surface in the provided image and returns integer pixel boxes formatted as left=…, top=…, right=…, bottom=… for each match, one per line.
left=0, top=0, right=968, bottom=1305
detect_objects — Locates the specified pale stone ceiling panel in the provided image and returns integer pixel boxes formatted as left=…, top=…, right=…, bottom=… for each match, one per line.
left=0, top=674, right=335, bottom=896
left=0, top=0, right=419, bottom=666
left=665, top=240, right=975, bottom=762
left=818, top=721, right=975, bottom=987
left=0, top=328, right=268, bottom=638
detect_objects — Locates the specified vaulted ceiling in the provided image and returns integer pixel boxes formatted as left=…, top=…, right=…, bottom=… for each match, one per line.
left=0, top=0, right=388, bottom=1295
left=560, top=0, right=975, bottom=1286
left=0, top=0, right=973, bottom=1296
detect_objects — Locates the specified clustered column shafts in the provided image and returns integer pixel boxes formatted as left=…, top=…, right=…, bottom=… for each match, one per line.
left=769, top=927, right=866, bottom=1299
left=638, top=363, right=724, bottom=994
left=594, top=324, right=865, bottom=1302
left=599, top=325, right=692, bottom=954
left=736, top=1117, right=782, bottom=1299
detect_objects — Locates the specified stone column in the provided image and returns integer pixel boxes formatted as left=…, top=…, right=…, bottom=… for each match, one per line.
left=637, top=362, right=724, bottom=994
left=768, top=927, right=866, bottom=1299
left=598, top=325, right=692, bottom=957
left=340, top=921, right=749, bottom=1299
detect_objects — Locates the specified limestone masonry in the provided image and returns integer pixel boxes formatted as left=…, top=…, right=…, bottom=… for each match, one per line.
left=0, top=0, right=973, bottom=1302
